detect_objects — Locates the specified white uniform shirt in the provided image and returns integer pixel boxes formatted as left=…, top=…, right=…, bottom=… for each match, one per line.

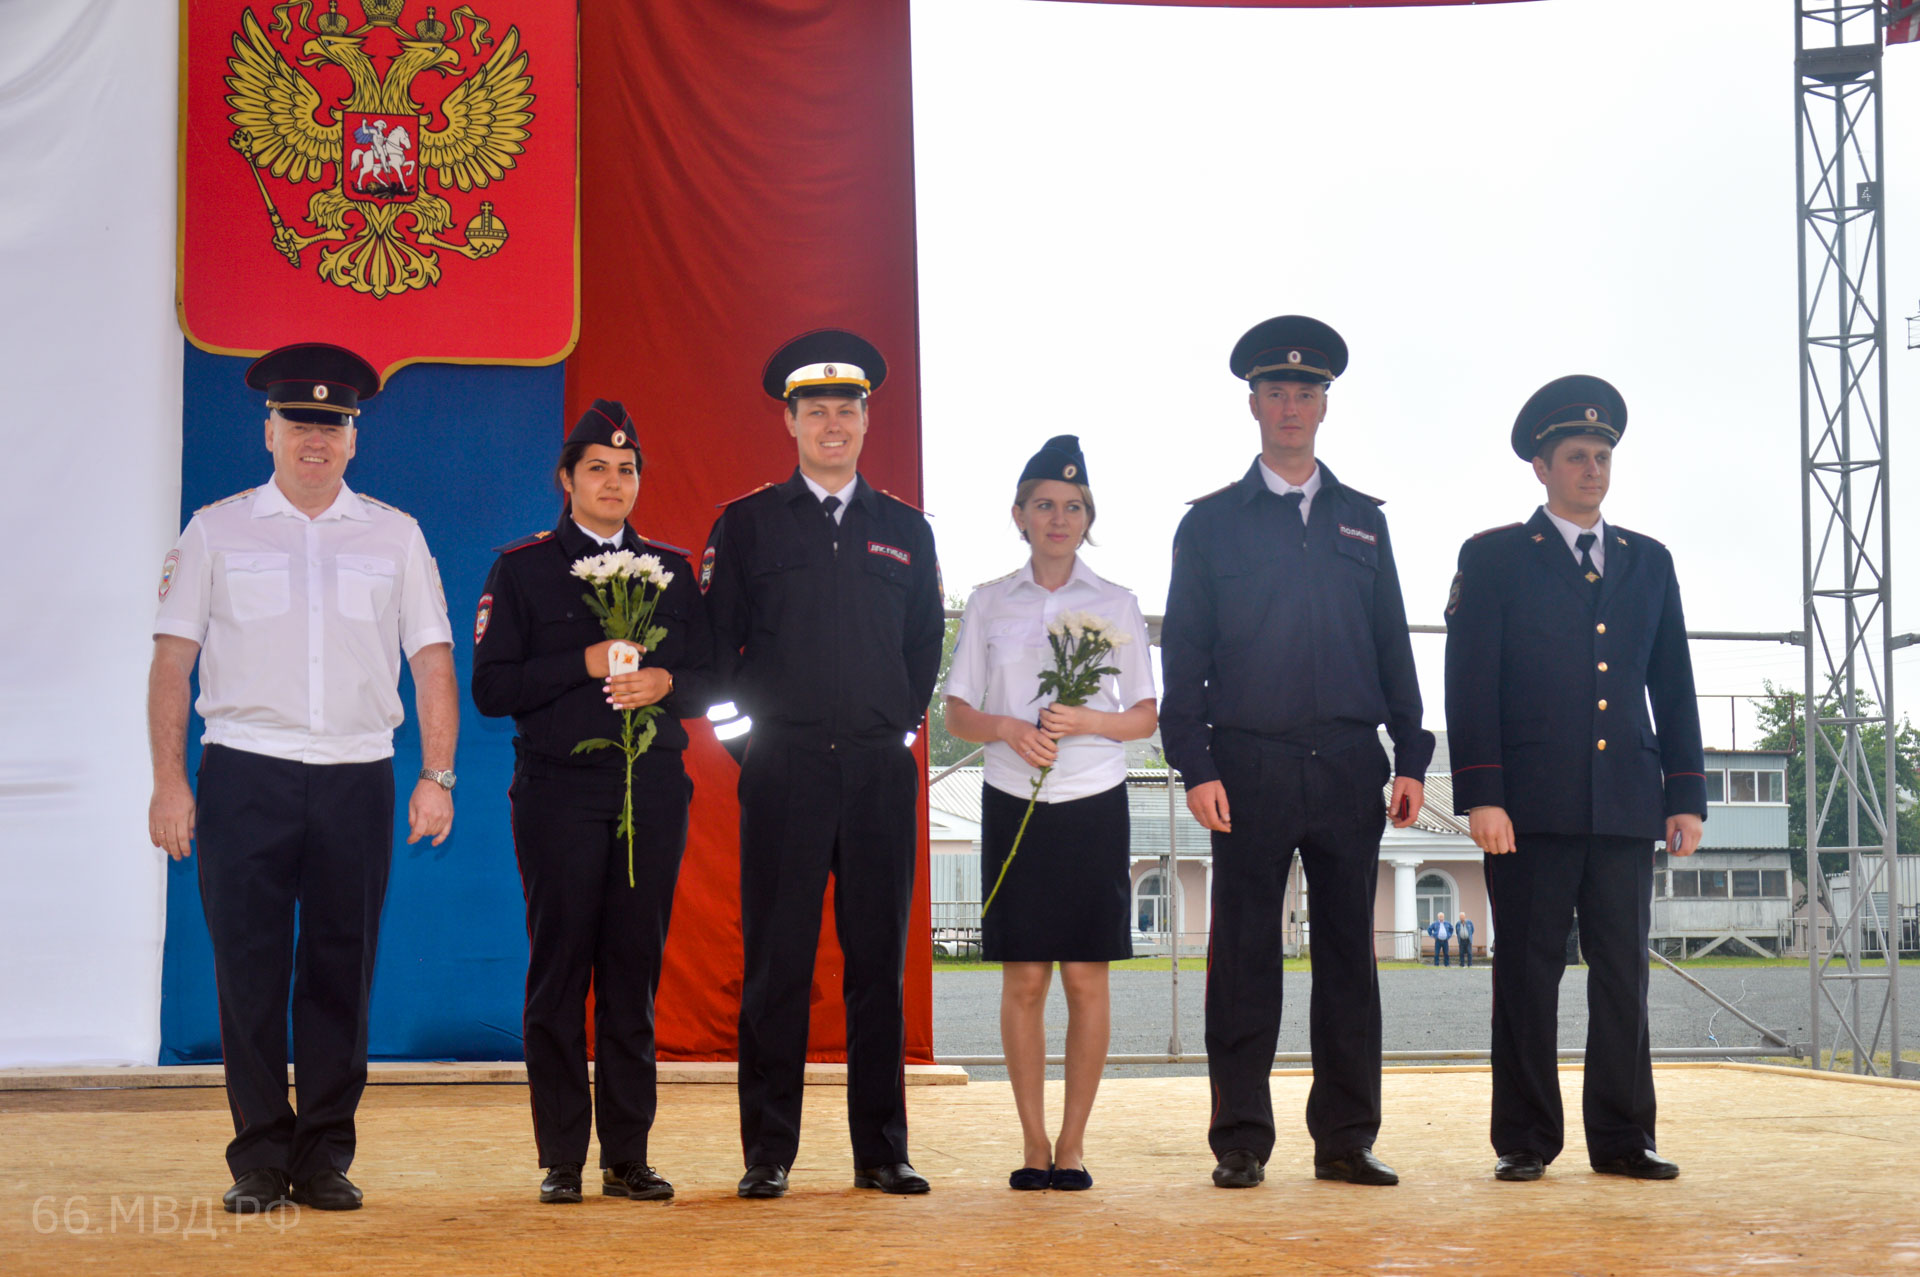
left=153, top=479, right=454, bottom=765
left=1257, top=458, right=1322, bottom=524
left=800, top=471, right=857, bottom=524
left=1541, top=506, right=1608, bottom=575
left=943, top=557, right=1157, bottom=803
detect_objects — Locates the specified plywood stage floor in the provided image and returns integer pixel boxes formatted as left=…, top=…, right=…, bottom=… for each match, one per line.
left=3, top=1064, right=1917, bottom=1275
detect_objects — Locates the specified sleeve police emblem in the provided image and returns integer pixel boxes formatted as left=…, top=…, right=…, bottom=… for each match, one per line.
left=1445, top=570, right=1464, bottom=617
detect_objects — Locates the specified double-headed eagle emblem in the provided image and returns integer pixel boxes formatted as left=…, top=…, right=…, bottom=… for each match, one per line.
left=225, top=0, right=533, bottom=298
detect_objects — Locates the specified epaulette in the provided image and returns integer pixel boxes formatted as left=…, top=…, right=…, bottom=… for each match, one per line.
left=1186, top=483, right=1235, bottom=506
left=195, top=488, right=254, bottom=513
left=494, top=529, right=554, bottom=555
left=1471, top=522, right=1524, bottom=540
left=637, top=535, right=692, bottom=560
left=877, top=488, right=927, bottom=515
left=1344, top=487, right=1387, bottom=507
left=715, top=482, right=775, bottom=508
left=357, top=494, right=416, bottom=521
left=972, top=569, right=1019, bottom=591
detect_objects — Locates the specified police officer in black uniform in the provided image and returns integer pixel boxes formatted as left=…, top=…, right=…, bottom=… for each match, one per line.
left=472, top=399, right=714, bottom=1204
left=1443, top=375, right=1705, bottom=1183
left=1162, top=316, right=1433, bottom=1190
left=702, top=330, right=944, bottom=1199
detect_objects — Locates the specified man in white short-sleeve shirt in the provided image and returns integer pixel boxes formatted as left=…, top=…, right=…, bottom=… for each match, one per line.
left=145, top=343, right=458, bottom=1215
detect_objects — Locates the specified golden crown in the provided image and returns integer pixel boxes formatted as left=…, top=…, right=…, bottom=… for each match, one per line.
left=360, top=0, right=406, bottom=26
left=316, top=0, right=350, bottom=36
left=414, top=6, right=447, bottom=41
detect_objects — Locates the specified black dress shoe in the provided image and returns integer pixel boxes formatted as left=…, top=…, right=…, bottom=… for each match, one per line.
left=222, top=1168, right=290, bottom=1214
left=1211, top=1149, right=1265, bottom=1188
left=1592, top=1149, right=1679, bottom=1180
left=539, top=1163, right=583, bottom=1204
left=1494, top=1152, right=1545, bottom=1182
left=738, top=1163, right=789, bottom=1199
left=1314, top=1148, right=1400, bottom=1186
left=291, top=1168, right=363, bottom=1211
left=1049, top=1164, right=1093, bottom=1191
left=603, top=1162, right=674, bottom=1201
left=853, top=1162, right=931, bottom=1194
left=1008, top=1166, right=1050, bottom=1191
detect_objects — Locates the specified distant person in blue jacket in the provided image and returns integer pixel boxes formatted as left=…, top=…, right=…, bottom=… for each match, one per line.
left=1455, top=914, right=1476, bottom=966
left=1427, top=914, right=1453, bottom=967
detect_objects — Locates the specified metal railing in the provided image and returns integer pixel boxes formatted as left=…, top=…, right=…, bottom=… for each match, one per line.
left=927, top=619, right=1828, bottom=1068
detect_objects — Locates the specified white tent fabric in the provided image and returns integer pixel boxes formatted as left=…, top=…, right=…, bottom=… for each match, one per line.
left=0, top=0, right=181, bottom=1066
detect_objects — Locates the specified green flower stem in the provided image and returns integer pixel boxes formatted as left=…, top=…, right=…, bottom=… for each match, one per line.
left=981, top=768, right=1048, bottom=919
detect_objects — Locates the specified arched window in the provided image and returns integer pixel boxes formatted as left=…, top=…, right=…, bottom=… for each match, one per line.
left=1135, top=871, right=1169, bottom=936
left=1416, top=872, right=1457, bottom=932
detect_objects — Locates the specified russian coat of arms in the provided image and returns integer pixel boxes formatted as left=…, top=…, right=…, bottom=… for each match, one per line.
left=225, top=0, right=532, bottom=298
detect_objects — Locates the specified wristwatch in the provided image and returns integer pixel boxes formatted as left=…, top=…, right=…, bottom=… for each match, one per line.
left=419, top=768, right=457, bottom=791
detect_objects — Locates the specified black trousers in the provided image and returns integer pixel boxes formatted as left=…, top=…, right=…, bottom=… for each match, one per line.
left=1205, top=734, right=1389, bottom=1162
left=1459, top=938, right=1475, bottom=967
left=511, top=753, right=689, bottom=1169
left=736, top=736, right=918, bottom=1169
left=1484, top=833, right=1656, bottom=1165
left=194, top=743, right=393, bottom=1182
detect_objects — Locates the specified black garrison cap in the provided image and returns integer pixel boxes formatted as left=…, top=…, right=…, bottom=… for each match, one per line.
left=1229, top=315, right=1348, bottom=385
left=1019, top=434, right=1089, bottom=487
left=246, top=342, right=380, bottom=425
left=566, top=398, right=641, bottom=453
left=1511, top=374, right=1627, bottom=460
left=761, top=329, right=888, bottom=401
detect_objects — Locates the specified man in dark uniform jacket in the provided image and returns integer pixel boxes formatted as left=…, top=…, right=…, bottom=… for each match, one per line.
left=1443, top=374, right=1705, bottom=1183
left=1162, top=315, right=1433, bottom=1190
left=472, top=399, right=715, bottom=1203
left=702, top=330, right=944, bottom=1198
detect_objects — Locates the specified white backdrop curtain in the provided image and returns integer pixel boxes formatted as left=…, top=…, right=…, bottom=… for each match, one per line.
left=0, top=0, right=181, bottom=1066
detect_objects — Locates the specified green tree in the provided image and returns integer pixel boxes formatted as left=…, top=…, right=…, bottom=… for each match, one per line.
left=1751, top=681, right=1920, bottom=881
left=925, top=607, right=977, bottom=767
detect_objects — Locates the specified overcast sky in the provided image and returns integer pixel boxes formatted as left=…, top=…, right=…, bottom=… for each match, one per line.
left=909, top=0, right=1920, bottom=747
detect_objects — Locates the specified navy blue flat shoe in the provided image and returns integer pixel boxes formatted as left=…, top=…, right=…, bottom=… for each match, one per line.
left=1049, top=1165, right=1093, bottom=1191
left=1009, top=1165, right=1050, bottom=1191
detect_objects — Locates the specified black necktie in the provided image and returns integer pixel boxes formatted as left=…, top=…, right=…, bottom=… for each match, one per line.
left=821, top=495, right=841, bottom=550
left=1576, top=531, right=1600, bottom=583
left=1281, top=490, right=1305, bottom=528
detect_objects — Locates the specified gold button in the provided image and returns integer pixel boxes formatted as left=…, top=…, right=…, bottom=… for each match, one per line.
left=1597, top=739, right=1608, bottom=751
left=1597, top=661, right=1609, bottom=672
left=1596, top=623, right=1606, bottom=634
left=1598, top=699, right=1608, bottom=710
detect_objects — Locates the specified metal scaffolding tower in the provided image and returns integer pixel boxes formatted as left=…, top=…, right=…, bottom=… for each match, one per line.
left=1794, top=0, right=1908, bottom=1076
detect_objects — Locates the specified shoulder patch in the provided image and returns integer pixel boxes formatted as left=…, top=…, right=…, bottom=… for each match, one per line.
left=494, top=529, right=554, bottom=555
left=715, top=482, right=775, bottom=508
left=637, top=535, right=692, bottom=560
left=876, top=488, right=926, bottom=515
left=195, top=488, right=254, bottom=513
left=1471, top=522, right=1524, bottom=540
left=1186, top=483, right=1235, bottom=506
left=358, top=493, right=415, bottom=521
left=1342, top=486, right=1387, bottom=507
left=972, top=569, right=1019, bottom=591
left=1607, top=523, right=1662, bottom=550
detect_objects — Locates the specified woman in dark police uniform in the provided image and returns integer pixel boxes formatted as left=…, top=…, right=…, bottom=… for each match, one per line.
left=942, top=436, right=1158, bottom=1192
left=471, top=400, right=713, bottom=1205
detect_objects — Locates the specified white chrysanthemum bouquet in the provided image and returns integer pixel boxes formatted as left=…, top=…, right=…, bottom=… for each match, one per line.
left=569, top=550, right=674, bottom=885
left=981, top=611, right=1131, bottom=918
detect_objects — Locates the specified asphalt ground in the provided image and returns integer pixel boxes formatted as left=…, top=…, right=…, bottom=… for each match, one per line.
left=931, top=963, right=1920, bottom=1079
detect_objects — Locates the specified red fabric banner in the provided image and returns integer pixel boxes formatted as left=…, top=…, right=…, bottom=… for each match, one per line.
left=1890, top=3, right=1920, bottom=46
left=177, top=1, right=578, bottom=377
left=570, top=1, right=933, bottom=1066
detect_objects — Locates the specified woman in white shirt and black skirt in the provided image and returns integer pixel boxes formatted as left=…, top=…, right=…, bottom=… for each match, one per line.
left=943, top=435, right=1158, bottom=1192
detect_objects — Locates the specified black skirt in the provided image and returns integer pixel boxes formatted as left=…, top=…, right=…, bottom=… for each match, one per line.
left=980, top=780, right=1134, bottom=962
